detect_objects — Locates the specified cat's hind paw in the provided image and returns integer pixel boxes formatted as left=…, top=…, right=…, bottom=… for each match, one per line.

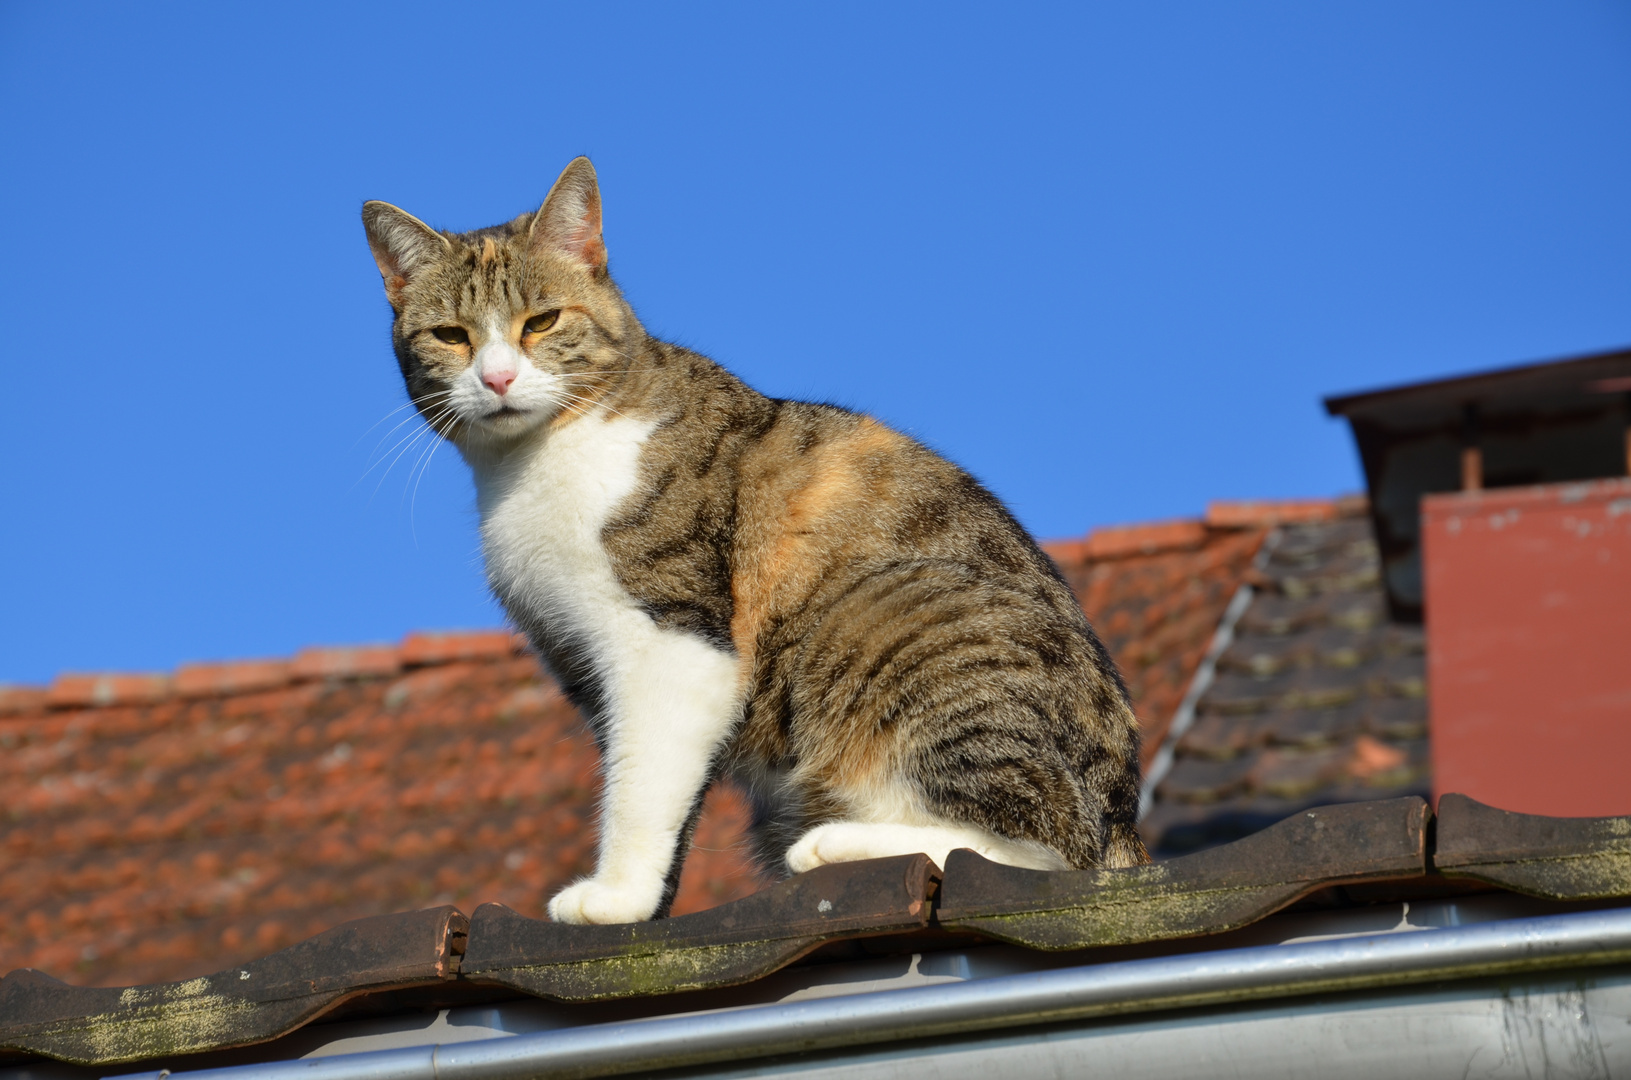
left=786, top=822, right=906, bottom=874
left=547, top=878, right=659, bottom=924
left=786, top=821, right=1069, bottom=875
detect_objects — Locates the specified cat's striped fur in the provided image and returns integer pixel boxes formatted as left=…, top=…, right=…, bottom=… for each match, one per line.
left=362, top=158, right=1148, bottom=925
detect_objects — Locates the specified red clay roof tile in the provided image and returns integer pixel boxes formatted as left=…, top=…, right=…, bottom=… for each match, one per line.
left=173, top=660, right=292, bottom=698
left=1086, top=518, right=1210, bottom=559
left=46, top=673, right=173, bottom=709
left=290, top=645, right=403, bottom=681
left=0, top=685, right=47, bottom=716
left=400, top=630, right=521, bottom=667
left=1206, top=494, right=1369, bottom=528
left=1043, top=519, right=1209, bottom=563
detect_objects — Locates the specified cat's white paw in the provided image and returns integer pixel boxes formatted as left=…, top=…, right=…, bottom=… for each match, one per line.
left=786, top=821, right=1062, bottom=875
left=547, top=878, right=660, bottom=924
left=786, top=823, right=878, bottom=874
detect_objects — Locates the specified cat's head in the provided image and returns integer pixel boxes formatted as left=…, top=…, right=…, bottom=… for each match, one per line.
left=361, top=157, right=639, bottom=450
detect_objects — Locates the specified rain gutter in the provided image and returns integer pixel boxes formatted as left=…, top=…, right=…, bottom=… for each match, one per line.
left=109, top=906, right=1631, bottom=1080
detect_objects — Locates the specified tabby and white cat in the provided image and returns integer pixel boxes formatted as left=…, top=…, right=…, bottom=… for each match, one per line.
left=362, top=158, right=1147, bottom=925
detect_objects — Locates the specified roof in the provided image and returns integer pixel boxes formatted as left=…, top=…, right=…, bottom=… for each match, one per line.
left=4, top=792, right=1631, bottom=1071
left=0, top=633, right=762, bottom=990
left=1, top=496, right=1374, bottom=993
left=1139, top=506, right=1431, bottom=855
left=6, top=496, right=1631, bottom=1076
left=1037, top=496, right=1357, bottom=769
left=1323, top=343, right=1631, bottom=420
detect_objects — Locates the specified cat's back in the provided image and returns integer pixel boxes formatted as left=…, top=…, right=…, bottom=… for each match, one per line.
left=725, top=396, right=1081, bottom=649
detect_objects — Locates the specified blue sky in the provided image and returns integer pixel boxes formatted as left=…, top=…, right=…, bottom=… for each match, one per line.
left=2, top=2, right=1629, bottom=683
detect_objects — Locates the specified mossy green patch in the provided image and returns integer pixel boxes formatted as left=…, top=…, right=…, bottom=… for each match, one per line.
left=488, top=938, right=799, bottom=1001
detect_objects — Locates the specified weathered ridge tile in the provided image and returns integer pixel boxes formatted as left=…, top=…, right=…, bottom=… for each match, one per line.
left=1435, top=793, right=1631, bottom=900
left=0, top=906, right=465, bottom=1065
left=935, top=797, right=1430, bottom=949
left=8, top=793, right=1630, bottom=1066
left=460, top=854, right=939, bottom=1001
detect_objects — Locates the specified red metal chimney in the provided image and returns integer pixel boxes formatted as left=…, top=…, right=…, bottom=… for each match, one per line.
left=1421, top=477, right=1631, bottom=817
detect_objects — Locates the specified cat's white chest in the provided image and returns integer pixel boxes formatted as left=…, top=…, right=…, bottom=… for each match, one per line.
left=473, top=414, right=657, bottom=648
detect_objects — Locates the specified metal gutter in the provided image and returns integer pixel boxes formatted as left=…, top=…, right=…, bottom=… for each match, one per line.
left=107, top=906, right=1631, bottom=1080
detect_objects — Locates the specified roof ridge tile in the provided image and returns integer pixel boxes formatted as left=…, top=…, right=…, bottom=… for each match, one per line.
left=45, top=673, right=172, bottom=710
left=1043, top=518, right=1212, bottom=564
left=1206, top=494, right=1368, bottom=529
left=174, top=660, right=292, bottom=699
left=400, top=630, right=524, bottom=667
left=6, top=629, right=532, bottom=711
left=289, top=644, right=403, bottom=682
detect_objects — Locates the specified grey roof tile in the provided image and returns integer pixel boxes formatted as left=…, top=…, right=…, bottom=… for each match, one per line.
left=1218, top=635, right=1311, bottom=677
left=1142, top=513, right=1435, bottom=857
left=1236, top=593, right=1330, bottom=636
left=1248, top=746, right=1351, bottom=799
left=1176, top=713, right=1262, bottom=759
left=1369, top=654, right=1428, bottom=698
left=1284, top=666, right=1364, bottom=709
left=1202, top=671, right=1292, bottom=714
left=1362, top=697, right=1429, bottom=740
left=1261, top=705, right=1363, bottom=749
left=1156, top=755, right=1256, bottom=804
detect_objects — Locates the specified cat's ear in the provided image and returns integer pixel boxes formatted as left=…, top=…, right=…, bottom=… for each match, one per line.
left=529, top=157, right=606, bottom=274
left=361, top=201, right=449, bottom=308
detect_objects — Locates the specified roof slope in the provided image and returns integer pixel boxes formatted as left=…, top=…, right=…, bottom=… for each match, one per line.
left=1, top=500, right=1352, bottom=988
left=1042, top=518, right=1265, bottom=767
left=1140, top=509, right=1431, bottom=855
left=0, top=636, right=760, bottom=988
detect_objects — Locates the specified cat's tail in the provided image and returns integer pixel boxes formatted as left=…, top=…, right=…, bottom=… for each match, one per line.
left=1102, top=821, right=1151, bottom=867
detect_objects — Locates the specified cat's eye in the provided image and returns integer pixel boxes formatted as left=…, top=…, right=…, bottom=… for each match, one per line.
left=431, top=326, right=469, bottom=346
left=523, top=311, right=560, bottom=336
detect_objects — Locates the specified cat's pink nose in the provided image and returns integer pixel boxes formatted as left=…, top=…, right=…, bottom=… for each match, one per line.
left=484, top=369, right=516, bottom=396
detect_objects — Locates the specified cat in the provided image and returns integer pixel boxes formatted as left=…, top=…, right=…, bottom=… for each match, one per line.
left=361, top=157, right=1148, bottom=925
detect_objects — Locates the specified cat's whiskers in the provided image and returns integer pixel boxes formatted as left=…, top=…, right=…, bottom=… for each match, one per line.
left=555, top=388, right=631, bottom=422
left=361, top=398, right=463, bottom=501
left=354, top=394, right=446, bottom=447
left=421, top=398, right=463, bottom=436
left=370, top=423, right=442, bottom=502
left=362, top=398, right=456, bottom=470
left=404, top=417, right=454, bottom=539
left=354, top=391, right=456, bottom=472
left=553, top=396, right=592, bottom=424
left=553, top=362, right=645, bottom=414
left=359, top=420, right=439, bottom=491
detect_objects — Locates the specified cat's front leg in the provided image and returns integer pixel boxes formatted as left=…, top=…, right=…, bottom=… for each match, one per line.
left=548, top=630, right=742, bottom=924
